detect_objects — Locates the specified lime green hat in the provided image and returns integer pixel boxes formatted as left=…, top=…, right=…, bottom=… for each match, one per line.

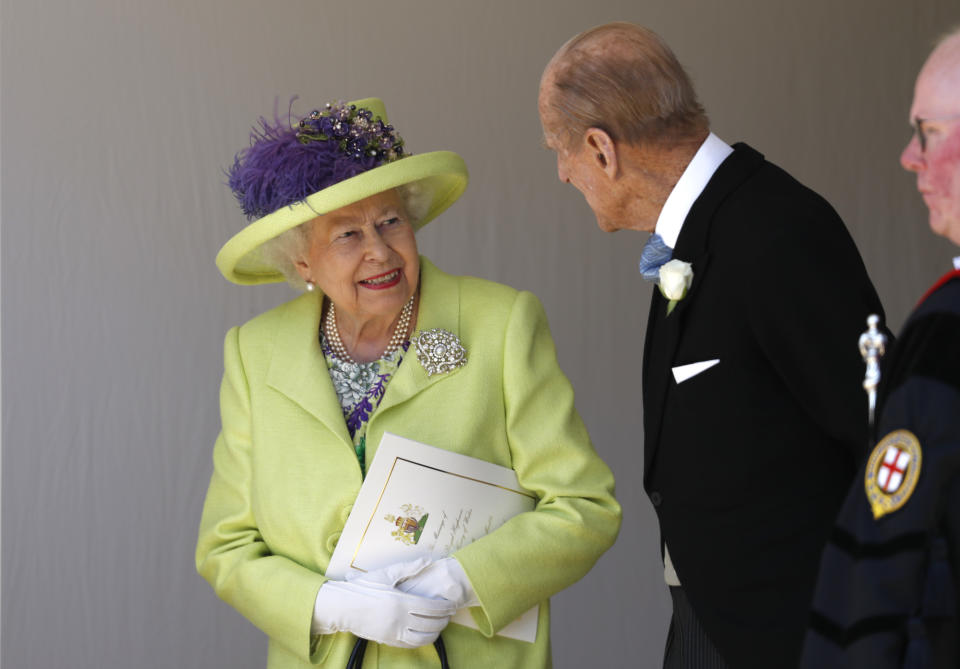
left=216, top=97, right=468, bottom=285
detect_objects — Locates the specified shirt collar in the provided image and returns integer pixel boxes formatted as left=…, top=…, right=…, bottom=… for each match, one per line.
left=654, top=133, right=733, bottom=249
left=953, top=256, right=960, bottom=271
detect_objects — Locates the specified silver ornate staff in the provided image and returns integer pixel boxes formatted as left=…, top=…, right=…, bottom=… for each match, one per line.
left=858, top=314, right=887, bottom=430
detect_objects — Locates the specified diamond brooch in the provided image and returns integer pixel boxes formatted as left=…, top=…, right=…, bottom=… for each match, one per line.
left=412, top=328, right=467, bottom=376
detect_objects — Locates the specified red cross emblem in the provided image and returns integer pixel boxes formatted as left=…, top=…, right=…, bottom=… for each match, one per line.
left=877, top=445, right=911, bottom=493
left=865, top=429, right=922, bottom=519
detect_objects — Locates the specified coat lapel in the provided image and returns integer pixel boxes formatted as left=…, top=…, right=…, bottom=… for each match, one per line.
left=266, top=292, right=354, bottom=448
left=264, top=258, right=466, bottom=462
left=365, top=258, right=466, bottom=460
left=643, top=143, right=765, bottom=484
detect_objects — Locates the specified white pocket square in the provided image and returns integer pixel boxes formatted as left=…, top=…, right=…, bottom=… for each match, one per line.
left=672, top=359, right=720, bottom=384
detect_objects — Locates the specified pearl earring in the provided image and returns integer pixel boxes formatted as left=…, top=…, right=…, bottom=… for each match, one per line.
left=305, top=280, right=316, bottom=292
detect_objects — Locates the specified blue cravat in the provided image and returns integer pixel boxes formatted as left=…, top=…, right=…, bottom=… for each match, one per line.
left=638, top=233, right=673, bottom=282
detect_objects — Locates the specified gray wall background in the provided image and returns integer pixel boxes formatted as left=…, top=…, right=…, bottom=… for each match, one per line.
left=3, top=1, right=959, bottom=667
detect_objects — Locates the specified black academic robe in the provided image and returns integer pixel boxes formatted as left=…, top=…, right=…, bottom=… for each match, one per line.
left=802, top=270, right=960, bottom=668
left=642, top=143, right=886, bottom=668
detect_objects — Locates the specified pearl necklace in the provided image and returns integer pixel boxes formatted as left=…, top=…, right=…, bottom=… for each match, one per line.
left=324, top=295, right=415, bottom=364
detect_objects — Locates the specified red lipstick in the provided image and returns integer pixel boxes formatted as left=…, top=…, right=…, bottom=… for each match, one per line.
left=359, top=268, right=402, bottom=290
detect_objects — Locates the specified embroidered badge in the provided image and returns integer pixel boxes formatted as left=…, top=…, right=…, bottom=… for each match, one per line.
left=412, top=328, right=467, bottom=376
left=384, top=503, right=429, bottom=545
left=865, top=429, right=922, bottom=520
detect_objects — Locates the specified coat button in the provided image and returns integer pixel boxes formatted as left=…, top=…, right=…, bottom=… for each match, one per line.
left=650, top=492, right=663, bottom=507
left=326, top=531, right=342, bottom=553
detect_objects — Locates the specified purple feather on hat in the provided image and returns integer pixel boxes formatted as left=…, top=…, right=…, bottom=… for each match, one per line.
left=227, top=99, right=405, bottom=221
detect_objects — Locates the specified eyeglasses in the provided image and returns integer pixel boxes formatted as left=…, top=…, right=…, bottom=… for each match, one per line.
left=911, top=114, right=960, bottom=152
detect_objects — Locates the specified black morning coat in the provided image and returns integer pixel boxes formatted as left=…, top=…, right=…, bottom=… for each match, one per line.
left=642, top=143, right=888, bottom=668
left=802, top=270, right=960, bottom=669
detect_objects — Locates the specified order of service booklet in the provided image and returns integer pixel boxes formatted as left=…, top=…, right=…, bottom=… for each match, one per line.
left=325, top=432, right=540, bottom=642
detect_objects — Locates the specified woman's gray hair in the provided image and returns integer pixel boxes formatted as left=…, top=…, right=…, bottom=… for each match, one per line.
left=258, top=183, right=431, bottom=291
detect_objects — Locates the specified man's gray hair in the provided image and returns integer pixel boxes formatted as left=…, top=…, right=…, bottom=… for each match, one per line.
left=934, top=24, right=960, bottom=49
left=545, top=22, right=709, bottom=149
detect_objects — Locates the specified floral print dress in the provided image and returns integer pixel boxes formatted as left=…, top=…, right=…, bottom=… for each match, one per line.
left=320, top=333, right=410, bottom=478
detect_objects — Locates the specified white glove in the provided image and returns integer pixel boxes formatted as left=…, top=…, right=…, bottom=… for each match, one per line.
left=312, top=579, right=457, bottom=648
left=349, top=557, right=480, bottom=610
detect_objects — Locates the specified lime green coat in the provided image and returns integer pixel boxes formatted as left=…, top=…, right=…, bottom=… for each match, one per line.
left=196, top=258, right=621, bottom=668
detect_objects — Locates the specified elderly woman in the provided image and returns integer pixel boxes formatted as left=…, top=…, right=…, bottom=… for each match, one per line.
left=196, top=98, right=621, bottom=669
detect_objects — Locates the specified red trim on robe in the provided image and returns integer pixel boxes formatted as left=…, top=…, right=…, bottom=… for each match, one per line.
left=917, top=269, right=960, bottom=307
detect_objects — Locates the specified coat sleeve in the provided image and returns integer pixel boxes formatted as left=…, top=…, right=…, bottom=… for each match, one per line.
left=452, top=290, right=622, bottom=635
left=195, top=327, right=329, bottom=663
left=742, top=202, right=887, bottom=461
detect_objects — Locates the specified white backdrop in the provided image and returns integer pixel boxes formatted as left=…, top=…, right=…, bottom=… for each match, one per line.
left=3, top=1, right=959, bottom=667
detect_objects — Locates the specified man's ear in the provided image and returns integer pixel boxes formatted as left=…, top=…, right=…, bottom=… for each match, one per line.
left=584, top=128, right=618, bottom=178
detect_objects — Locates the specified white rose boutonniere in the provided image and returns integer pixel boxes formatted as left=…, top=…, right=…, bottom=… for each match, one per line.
left=658, top=259, right=693, bottom=315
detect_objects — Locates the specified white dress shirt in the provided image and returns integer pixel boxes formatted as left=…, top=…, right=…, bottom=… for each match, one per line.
left=654, top=133, right=733, bottom=249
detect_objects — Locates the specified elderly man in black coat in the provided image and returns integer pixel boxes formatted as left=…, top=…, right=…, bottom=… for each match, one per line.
left=539, top=22, right=887, bottom=669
